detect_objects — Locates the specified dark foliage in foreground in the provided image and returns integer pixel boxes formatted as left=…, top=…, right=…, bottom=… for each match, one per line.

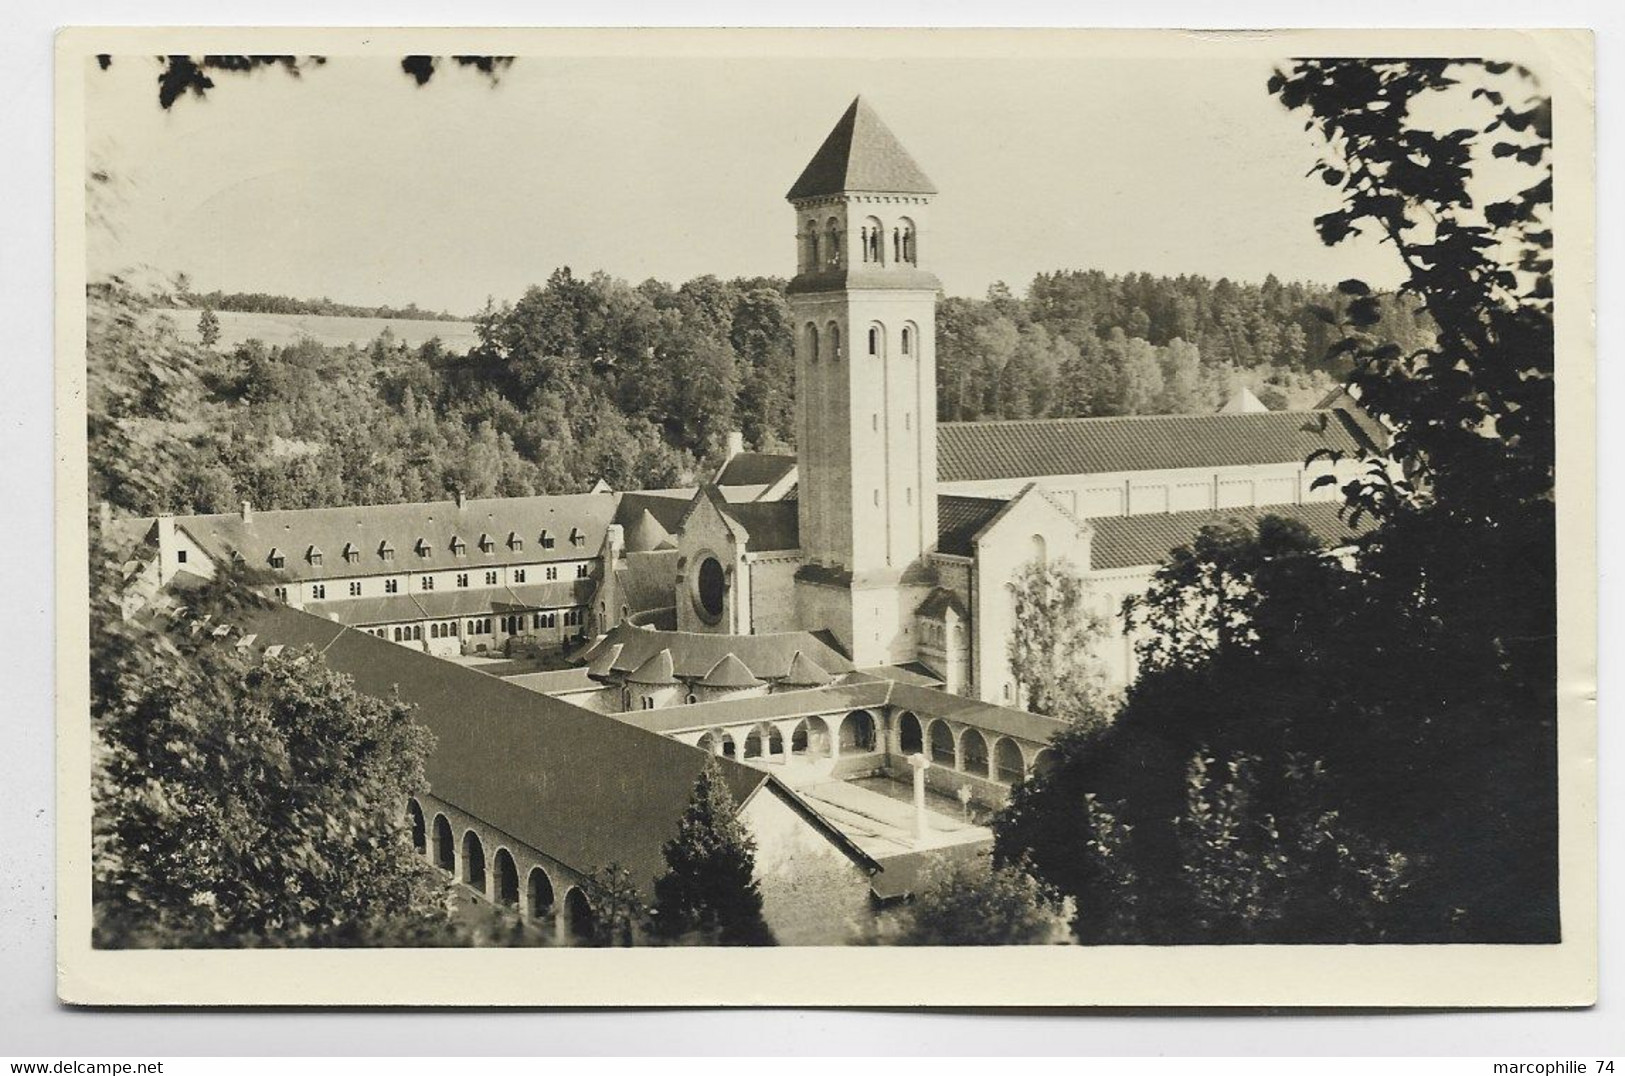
left=994, top=58, right=1557, bottom=945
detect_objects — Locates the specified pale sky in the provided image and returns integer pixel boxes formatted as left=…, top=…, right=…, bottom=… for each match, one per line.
left=85, top=51, right=1405, bottom=315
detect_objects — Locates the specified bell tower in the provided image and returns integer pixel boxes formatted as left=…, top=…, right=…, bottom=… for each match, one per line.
left=787, top=97, right=940, bottom=666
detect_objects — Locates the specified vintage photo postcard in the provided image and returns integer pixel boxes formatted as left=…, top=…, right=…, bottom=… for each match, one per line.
left=55, top=26, right=1597, bottom=1007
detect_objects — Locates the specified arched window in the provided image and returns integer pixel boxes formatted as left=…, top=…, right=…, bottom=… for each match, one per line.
left=720, top=734, right=737, bottom=759
left=406, top=799, right=426, bottom=853
left=826, top=321, right=842, bottom=361
left=804, top=219, right=820, bottom=271
left=839, top=711, right=876, bottom=752
left=806, top=322, right=820, bottom=364
left=526, top=867, right=555, bottom=920
left=432, top=814, right=455, bottom=872
left=696, top=731, right=716, bottom=755
left=768, top=726, right=785, bottom=757
left=898, top=217, right=917, bottom=264
left=901, top=323, right=914, bottom=357
left=493, top=848, right=519, bottom=907
left=1031, top=533, right=1048, bottom=566
left=825, top=217, right=841, bottom=267
left=929, top=720, right=956, bottom=766
left=1032, top=747, right=1059, bottom=778
left=868, top=323, right=884, bottom=358
left=898, top=711, right=923, bottom=755
left=862, top=216, right=884, bottom=264
left=790, top=719, right=810, bottom=756
left=462, top=830, right=487, bottom=893
left=995, top=737, right=1026, bottom=784
left=960, top=728, right=990, bottom=777
left=743, top=727, right=764, bottom=758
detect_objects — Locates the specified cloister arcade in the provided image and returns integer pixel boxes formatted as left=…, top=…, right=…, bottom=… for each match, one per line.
left=665, top=703, right=1059, bottom=802
left=406, top=791, right=594, bottom=944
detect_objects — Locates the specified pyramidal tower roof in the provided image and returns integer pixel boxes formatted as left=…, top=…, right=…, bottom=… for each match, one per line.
left=787, top=96, right=938, bottom=201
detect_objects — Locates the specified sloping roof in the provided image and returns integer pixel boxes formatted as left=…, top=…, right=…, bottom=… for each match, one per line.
left=606, top=681, right=897, bottom=736
left=720, top=501, right=801, bottom=553
left=781, top=650, right=834, bottom=687
left=869, top=839, right=994, bottom=901
left=1087, top=502, right=1369, bottom=571
left=579, top=622, right=853, bottom=683
left=622, top=508, right=675, bottom=554
left=1219, top=387, right=1269, bottom=414
left=151, top=491, right=617, bottom=583
left=886, top=682, right=1070, bottom=746
left=699, top=653, right=765, bottom=690
left=915, top=587, right=969, bottom=620
left=626, top=647, right=678, bottom=686
left=715, top=452, right=797, bottom=489
left=787, top=96, right=938, bottom=200
left=500, top=667, right=598, bottom=694
left=614, top=490, right=696, bottom=535
left=615, top=549, right=679, bottom=618
left=937, top=409, right=1382, bottom=484
left=217, top=601, right=774, bottom=895
left=937, top=495, right=1008, bottom=557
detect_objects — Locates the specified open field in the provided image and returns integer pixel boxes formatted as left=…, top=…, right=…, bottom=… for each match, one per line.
left=150, top=307, right=482, bottom=352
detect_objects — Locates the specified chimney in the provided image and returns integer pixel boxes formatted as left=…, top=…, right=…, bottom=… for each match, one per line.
left=240, top=500, right=253, bottom=523
left=724, top=431, right=745, bottom=460
left=454, top=489, right=466, bottom=510
left=605, top=523, right=626, bottom=563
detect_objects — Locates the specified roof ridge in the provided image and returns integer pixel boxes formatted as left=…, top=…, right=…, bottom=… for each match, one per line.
left=939, top=409, right=1332, bottom=429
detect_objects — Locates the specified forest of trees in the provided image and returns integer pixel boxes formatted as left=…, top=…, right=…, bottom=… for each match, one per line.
left=91, top=265, right=1429, bottom=520
left=177, top=288, right=470, bottom=322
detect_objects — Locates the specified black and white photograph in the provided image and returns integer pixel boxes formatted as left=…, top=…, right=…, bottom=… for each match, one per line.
left=50, top=25, right=1596, bottom=1008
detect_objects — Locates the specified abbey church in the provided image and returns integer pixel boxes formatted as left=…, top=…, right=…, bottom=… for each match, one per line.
left=112, top=98, right=1385, bottom=944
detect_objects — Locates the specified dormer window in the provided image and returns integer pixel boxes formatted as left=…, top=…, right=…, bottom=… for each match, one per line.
left=540, top=530, right=556, bottom=550
left=569, top=528, right=585, bottom=548
left=268, top=548, right=285, bottom=570
left=230, top=550, right=246, bottom=566
left=478, top=533, right=495, bottom=554
left=415, top=538, right=433, bottom=558
left=306, top=545, right=323, bottom=566
left=451, top=536, right=467, bottom=556
left=508, top=532, right=524, bottom=552
left=342, top=542, right=360, bottom=564
left=379, top=541, right=395, bottom=562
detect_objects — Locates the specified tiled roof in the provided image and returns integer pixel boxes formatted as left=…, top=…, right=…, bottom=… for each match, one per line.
left=159, top=491, right=617, bottom=583
left=786, top=96, right=937, bottom=200
left=580, top=622, right=853, bottom=683
left=715, top=452, right=797, bottom=489
left=615, top=550, right=679, bottom=618
left=1088, top=502, right=1368, bottom=571
left=781, top=650, right=833, bottom=687
left=499, top=667, right=598, bottom=694
left=699, top=653, right=765, bottom=689
left=622, top=508, right=675, bottom=553
left=607, top=681, right=897, bottom=736
left=936, top=495, right=1008, bottom=557
left=626, top=648, right=678, bottom=686
left=214, top=601, right=776, bottom=895
left=720, top=501, right=801, bottom=553
left=613, top=490, right=696, bottom=535
left=937, top=409, right=1381, bottom=484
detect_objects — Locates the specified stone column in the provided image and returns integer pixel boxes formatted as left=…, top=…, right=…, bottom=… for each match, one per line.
left=908, top=752, right=930, bottom=845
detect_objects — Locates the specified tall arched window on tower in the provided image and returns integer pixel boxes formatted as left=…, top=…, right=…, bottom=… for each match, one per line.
left=898, top=217, right=917, bottom=265
left=804, top=219, right=820, bottom=272
left=825, top=217, right=841, bottom=268
left=862, top=216, right=884, bottom=265
left=805, top=322, right=820, bottom=364
left=901, top=322, right=916, bottom=358
left=868, top=322, right=885, bottom=358
left=826, top=321, right=842, bottom=361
